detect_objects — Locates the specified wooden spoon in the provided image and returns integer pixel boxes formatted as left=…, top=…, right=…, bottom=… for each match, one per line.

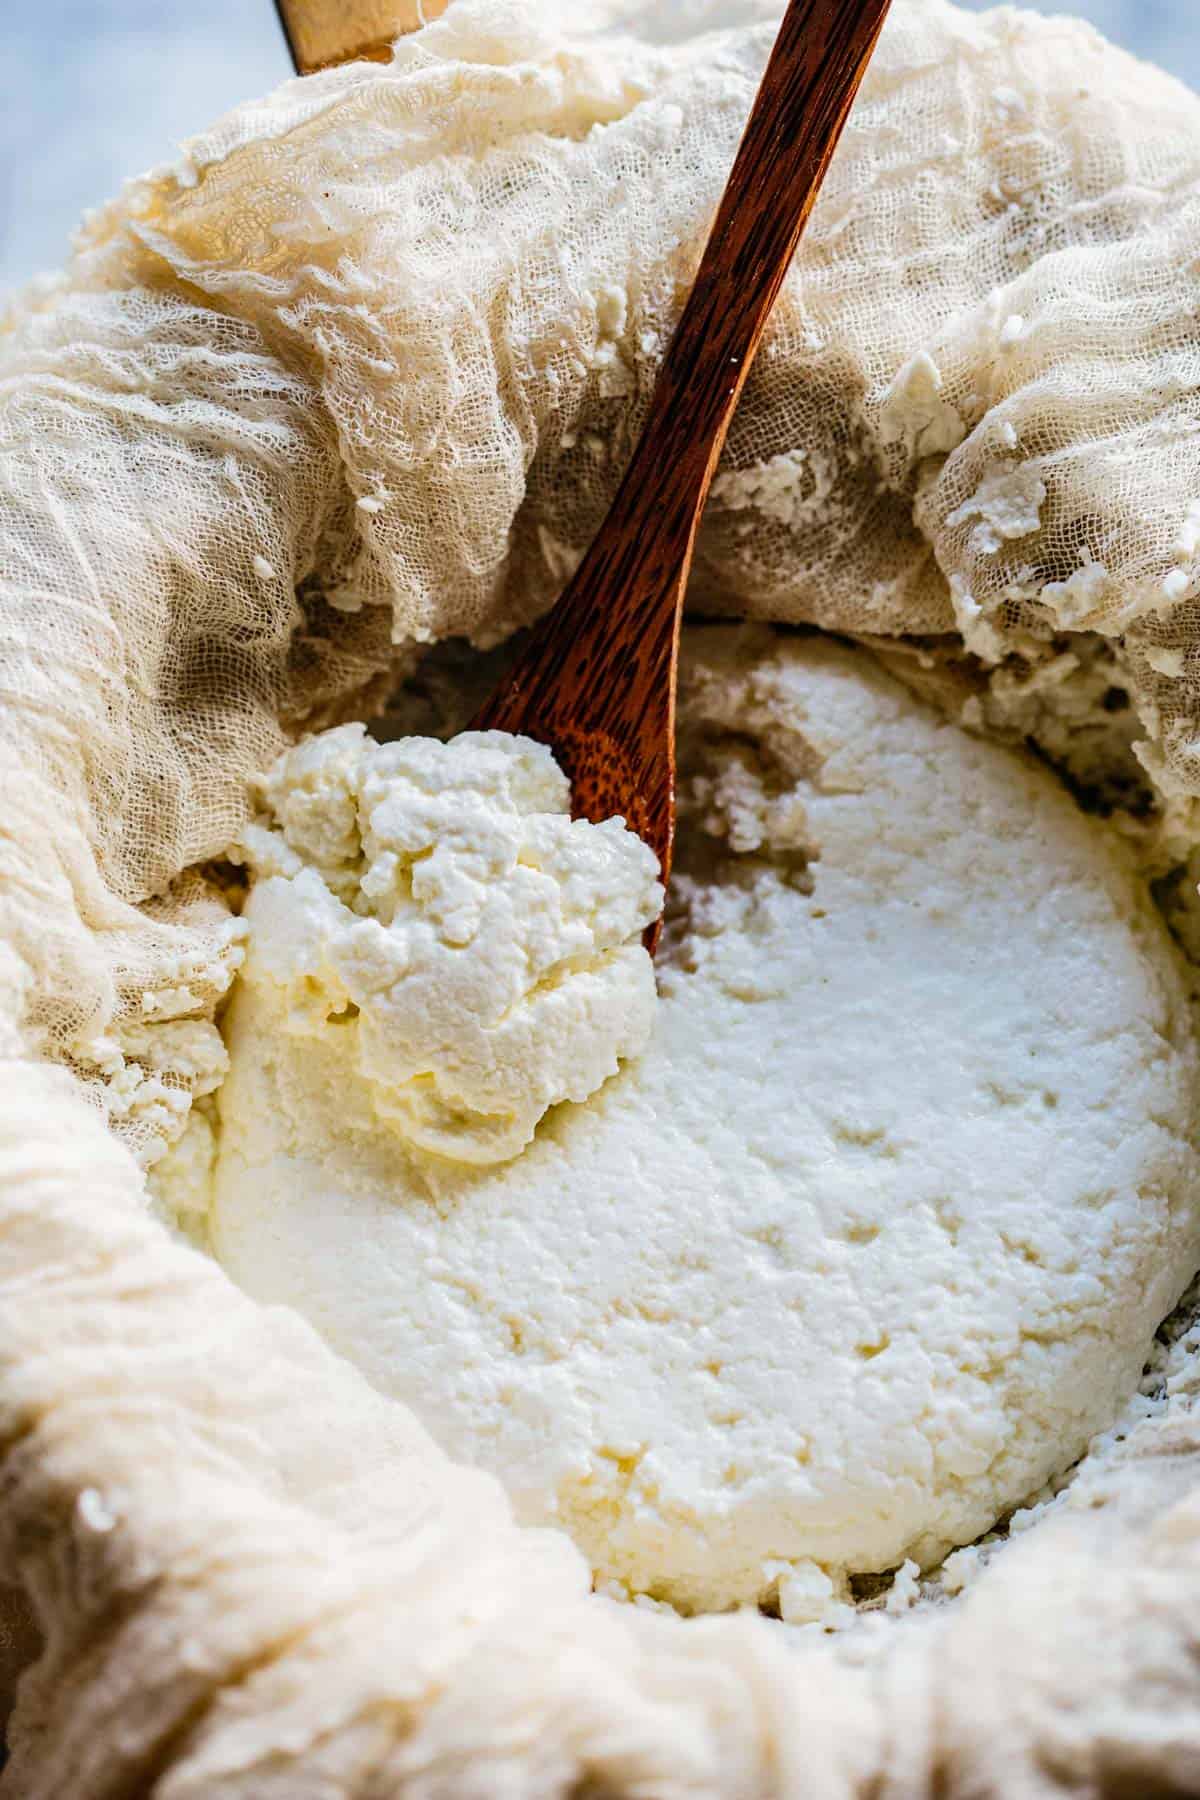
left=471, top=0, right=893, bottom=949
left=279, top=0, right=893, bottom=948
left=275, top=0, right=451, bottom=72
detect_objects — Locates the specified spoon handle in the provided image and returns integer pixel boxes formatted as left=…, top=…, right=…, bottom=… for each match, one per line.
left=607, top=0, right=892, bottom=562
left=275, top=1, right=449, bottom=73
left=475, top=0, right=892, bottom=905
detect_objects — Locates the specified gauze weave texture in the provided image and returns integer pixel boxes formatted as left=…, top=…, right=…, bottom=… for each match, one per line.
left=7, top=1, right=1200, bottom=1792
left=5, top=0, right=1200, bottom=1154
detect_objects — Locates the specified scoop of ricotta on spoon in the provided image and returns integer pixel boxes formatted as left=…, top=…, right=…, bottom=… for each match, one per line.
left=201, top=632, right=1200, bottom=1619
left=230, top=725, right=662, bottom=1166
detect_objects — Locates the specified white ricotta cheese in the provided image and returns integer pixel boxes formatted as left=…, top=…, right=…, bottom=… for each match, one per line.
left=228, top=725, right=662, bottom=1166
left=209, top=632, right=1200, bottom=1615
left=878, top=350, right=967, bottom=463
left=945, top=461, right=1046, bottom=555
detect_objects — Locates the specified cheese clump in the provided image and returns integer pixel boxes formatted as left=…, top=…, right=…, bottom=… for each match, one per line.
left=231, top=725, right=662, bottom=1166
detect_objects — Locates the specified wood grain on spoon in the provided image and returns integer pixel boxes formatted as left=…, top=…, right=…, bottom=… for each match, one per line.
left=275, top=0, right=451, bottom=73
left=471, top=0, right=893, bottom=950
left=281, top=0, right=893, bottom=946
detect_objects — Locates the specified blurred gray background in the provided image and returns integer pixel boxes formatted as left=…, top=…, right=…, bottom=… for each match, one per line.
left=1, top=0, right=1195, bottom=295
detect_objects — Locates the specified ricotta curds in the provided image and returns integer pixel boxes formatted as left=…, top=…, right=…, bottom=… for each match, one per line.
left=229, top=724, right=662, bottom=1166
left=201, top=629, right=1200, bottom=1616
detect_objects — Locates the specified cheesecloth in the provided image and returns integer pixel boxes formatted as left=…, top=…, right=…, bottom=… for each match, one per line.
left=4, top=0, right=1200, bottom=1791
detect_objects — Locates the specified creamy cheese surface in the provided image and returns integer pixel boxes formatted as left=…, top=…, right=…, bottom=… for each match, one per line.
left=230, top=726, right=662, bottom=1166
left=207, top=631, right=1200, bottom=1616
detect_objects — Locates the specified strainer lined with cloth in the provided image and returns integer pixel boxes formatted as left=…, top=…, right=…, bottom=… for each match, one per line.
left=4, top=1, right=1200, bottom=1790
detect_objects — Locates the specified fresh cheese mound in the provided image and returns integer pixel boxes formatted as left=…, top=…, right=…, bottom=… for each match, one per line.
left=208, top=631, right=1200, bottom=1615
left=229, top=725, right=662, bottom=1165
